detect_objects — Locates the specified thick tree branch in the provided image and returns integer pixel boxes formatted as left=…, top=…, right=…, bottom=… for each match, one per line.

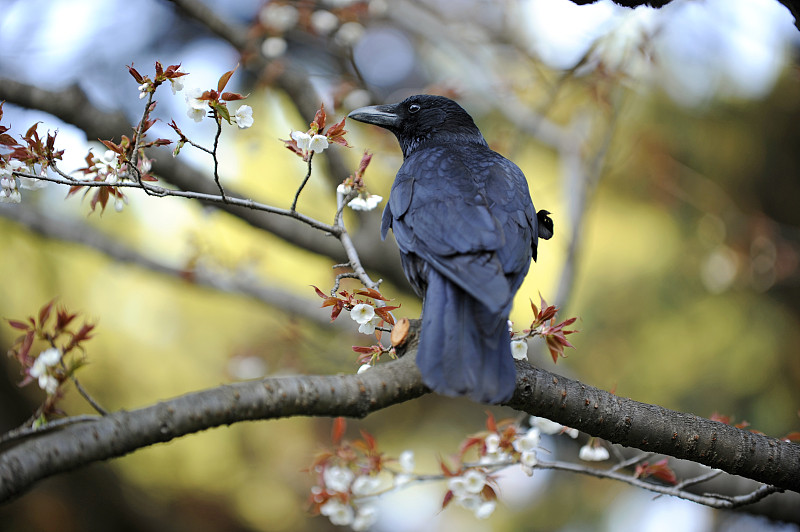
left=0, top=354, right=427, bottom=503
left=0, top=204, right=339, bottom=327
left=1, top=329, right=798, bottom=503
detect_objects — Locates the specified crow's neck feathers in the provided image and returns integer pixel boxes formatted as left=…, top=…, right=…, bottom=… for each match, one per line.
left=400, top=128, right=488, bottom=159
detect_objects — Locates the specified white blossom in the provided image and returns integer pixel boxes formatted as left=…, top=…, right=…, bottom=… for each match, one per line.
left=352, top=504, right=378, bottom=531
left=461, top=469, right=486, bottom=494
left=448, top=476, right=468, bottom=498
left=291, top=130, right=311, bottom=151
left=39, top=347, right=62, bottom=366
left=114, top=196, right=127, bottom=213
left=14, top=160, right=46, bottom=190
left=259, top=3, right=299, bottom=31
left=348, top=194, right=383, bottom=211
left=31, top=348, right=62, bottom=378
left=334, top=22, right=365, bottom=46
left=511, top=339, right=528, bottom=360
left=311, top=10, right=339, bottom=35
left=368, top=0, right=388, bottom=16
left=520, top=451, right=538, bottom=476
left=185, top=87, right=207, bottom=121
left=0, top=161, right=23, bottom=203
left=456, top=494, right=482, bottom=511
left=579, top=443, right=610, bottom=462
left=479, top=450, right=510, bottom=466
left=512, top=427, right=541, bottom=454
left=351, top=475, right=381, bottom=497
left=358, top=315, right=381, bottom=335
left=39, top=374, right=59, bottom=395
left=320, top=499, right=354, bottom=526
left=323, top=465, right=354, bottom=493
left=475, top=500, right=496, bottom=519
left=336, top=183, right=352, bottom=195
left=261, top=36, right=288, bottom=58
left=234, top=105, right=254, bottom=129
left=484, top=433, right=500, bottom=454
left=350, top=303, right=375, bottom=325
left=99, top=150, right=118, bottom=169
left=0, top=188, right=21, bottom=203
left=169, top=75, right=185, bottom=94
left=357, top=363, right=372, bottom=374
left=138, top=83, right=149, bottom=99
left=308, top=134, right=329, bottom=153
left=529, top=416, right=564, bottom=435
left=399, top=450, right=414, bottom=473
left=564, top=427, right=579, bottom=439
left=187, top=107, right=205, bottom=122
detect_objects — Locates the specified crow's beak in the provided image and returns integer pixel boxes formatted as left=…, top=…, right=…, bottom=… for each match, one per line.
left=348, top=104, right=400, bottom=128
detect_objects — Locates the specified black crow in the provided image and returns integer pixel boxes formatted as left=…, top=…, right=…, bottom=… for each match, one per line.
left=348, top=95, right=552, bottom=403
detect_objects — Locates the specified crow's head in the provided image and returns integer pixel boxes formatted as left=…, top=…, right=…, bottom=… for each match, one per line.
left=348, top=95, right=486, bottom=157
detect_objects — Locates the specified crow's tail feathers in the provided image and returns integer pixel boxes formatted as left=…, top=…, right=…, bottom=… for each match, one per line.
left=416, top=270, right=517, bottom=404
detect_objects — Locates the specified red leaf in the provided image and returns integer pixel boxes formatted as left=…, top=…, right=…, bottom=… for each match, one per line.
left=311, top=285, right=328, bottom=299
left=355, top=288, right=389, bottom=301
left=127, top=65, right=144, bottom=84
left=7, top=319, right=29, bottom=331
left=220, top=92, right=245, bottom=101
left=217, top=65, right=238, bottom=93
left=458, top=436, right=484, bottom=457
left=373, top=307, right=397, bottom=326
left=332, top=417, right=346, bottom=445
left=486, top=411, right=497, bottom=433
left=356, top=151, right=372, bottom=176
left=360, top=429, right=377, bottom=451
left=442, top=490, right=455, bottom=510
left=66, top=185, right=85, bottom=198
left=635, top=458, right=677, bottom=485
left=311, top=104, right=326, bottom=132
left=20, top=330, right=34, bottom=359
left=329, top=302, right=345, bottom=321
left=782, top=431, right=800, bottom=442
left=38, top=298, right=56, bottom=326
left=99, top=139, right=121, bottom=155
left=71, top=322, right=95, bottom=345
left=439, top=458, right=455, bottom=477
left=352, top=345, right=379, bottom=354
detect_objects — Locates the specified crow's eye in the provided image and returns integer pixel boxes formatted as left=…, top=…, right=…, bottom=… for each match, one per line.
left=408, top=103, right=421, bottom=114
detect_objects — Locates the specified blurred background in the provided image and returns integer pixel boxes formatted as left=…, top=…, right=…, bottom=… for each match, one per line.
left=1, top=0, right=799, bottom=530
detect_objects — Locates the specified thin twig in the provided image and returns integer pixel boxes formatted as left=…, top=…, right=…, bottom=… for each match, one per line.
left=291, top=153, right=314, bottom=212
left=610, top=452, right=653, bottom=473
left=132, top=92, right=157, bottom=195
left=17, top=168, right=341, bottom=236
left=70, top=376, right=108, bottom=415
left=211, top=111, right=226, bottom=200
left=537, top=458, right=781, bottom=509
left=332, top=271, right=359, bottom=294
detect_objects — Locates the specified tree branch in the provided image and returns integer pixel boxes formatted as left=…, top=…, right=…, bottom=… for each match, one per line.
left=0, top=204, right=338, bottom=327
left=1, top=329, right=798, bottom=503
left=0, top=78, right=409, bottom=289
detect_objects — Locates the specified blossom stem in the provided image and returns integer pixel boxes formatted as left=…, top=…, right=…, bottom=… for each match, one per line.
left=291, top=152, right=314, bottom=212
left=70, top=375, right=108, bottom=415
left=132, top=91, right=156, bottom=195
left=211, top=110, right=227, bottom=201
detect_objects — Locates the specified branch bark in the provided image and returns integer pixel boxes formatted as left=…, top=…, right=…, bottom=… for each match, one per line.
left=2, top=328, right=798, bottom=504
